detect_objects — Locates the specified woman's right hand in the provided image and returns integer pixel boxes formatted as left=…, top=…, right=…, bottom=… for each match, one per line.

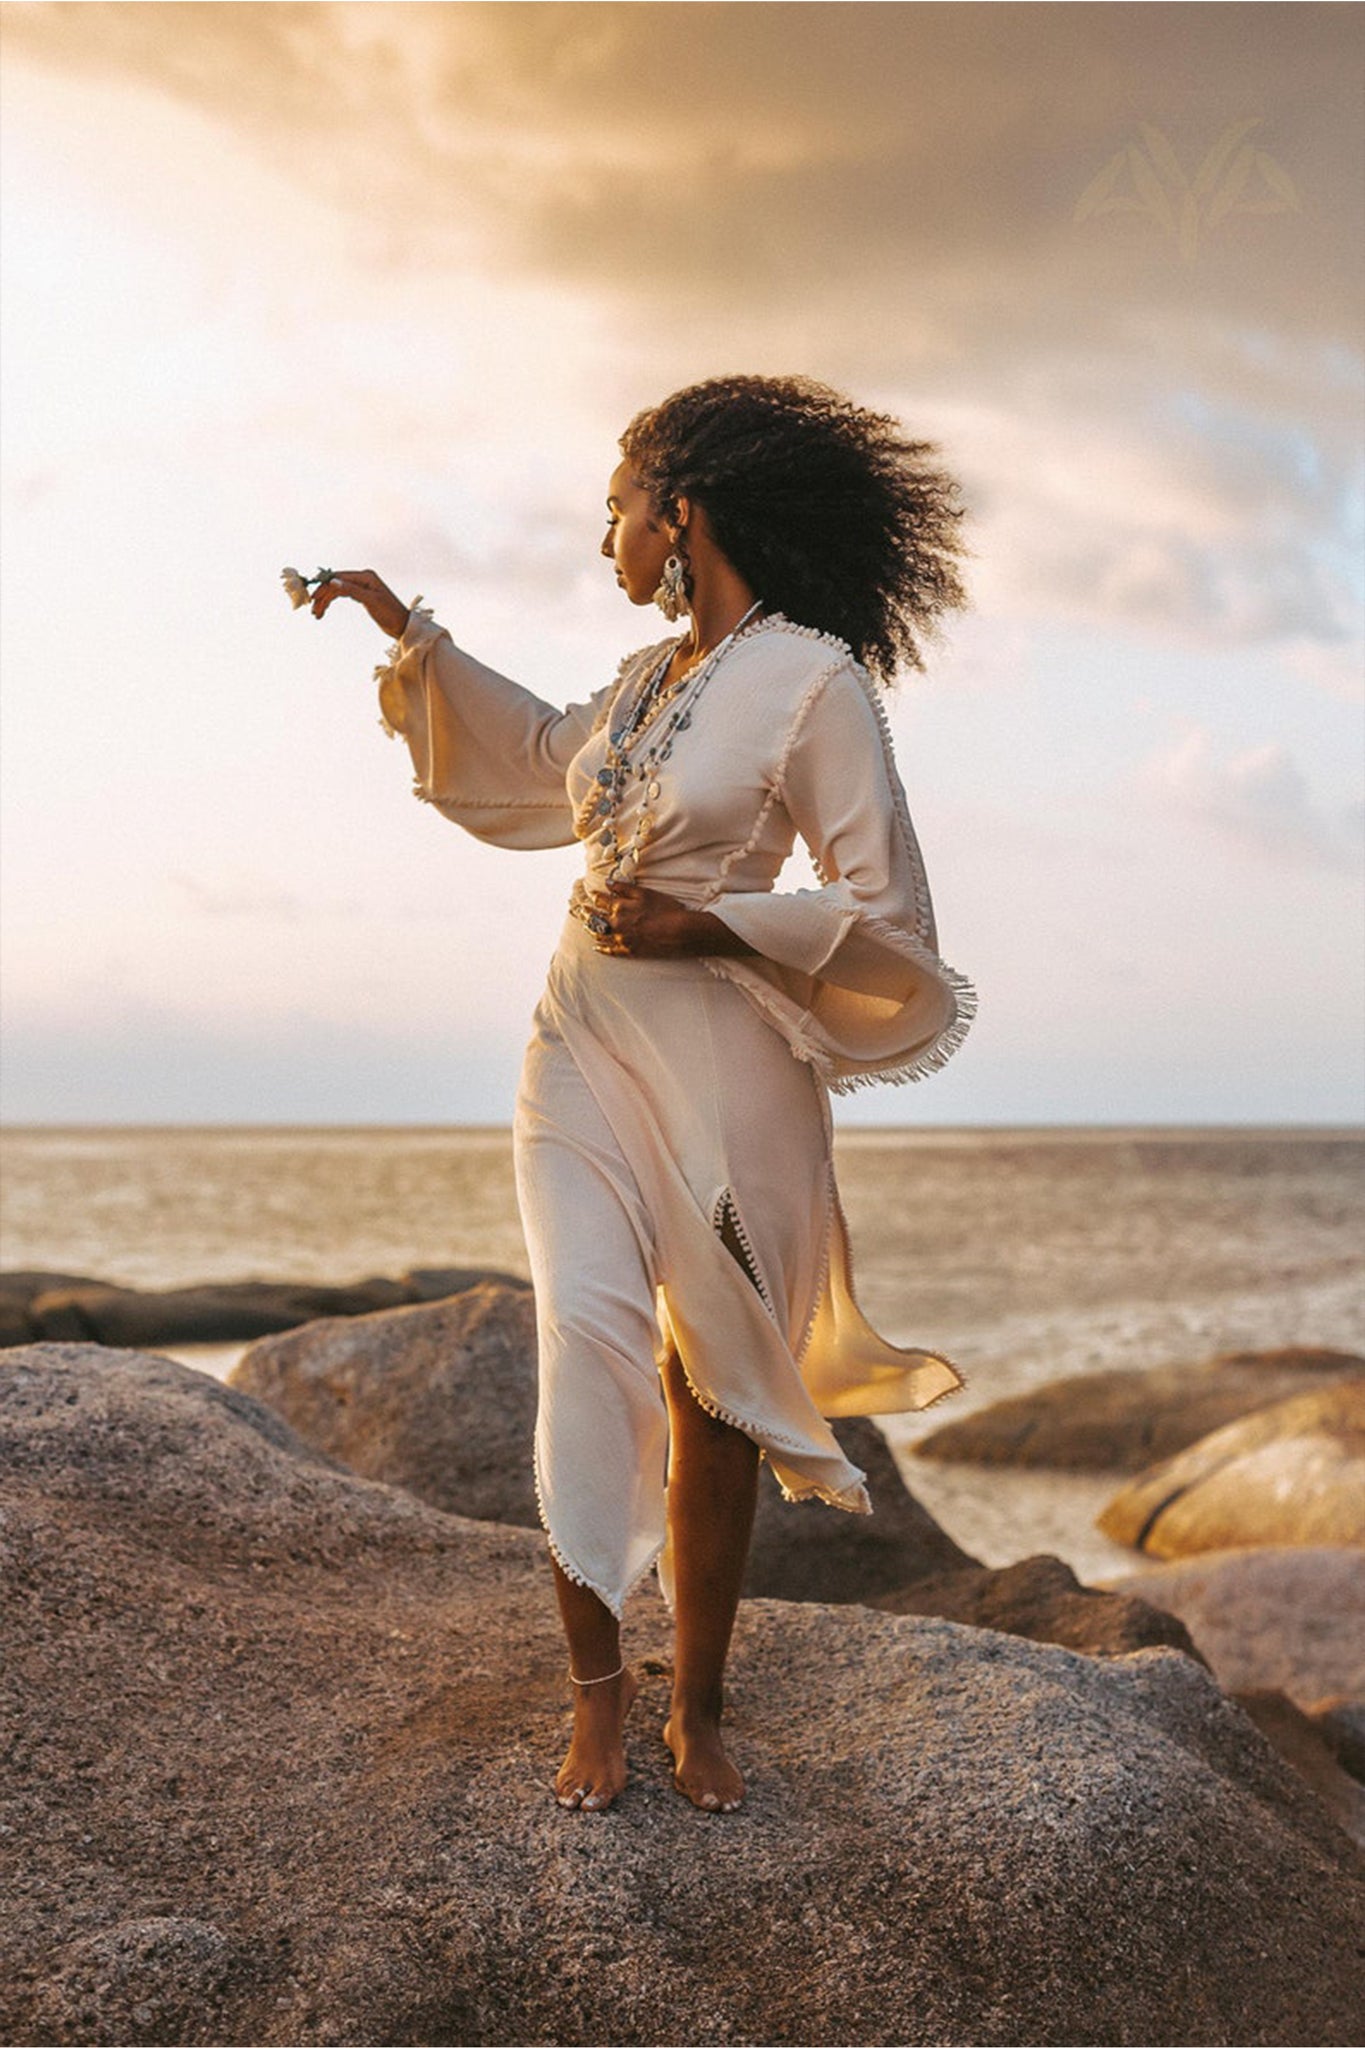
left=309, top=569, right=411, bottom=640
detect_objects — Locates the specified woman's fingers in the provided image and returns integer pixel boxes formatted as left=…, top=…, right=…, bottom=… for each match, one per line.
left=588, top=884, right=681, bottom=957
left=590, top=890, right=641, bottom=940
left=309, top=570, right=410, bottom=639
left=311, top=570, right=371, bottom=617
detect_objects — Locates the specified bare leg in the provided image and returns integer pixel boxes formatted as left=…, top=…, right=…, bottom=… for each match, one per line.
left=550, top=1559, right=638, bottom=1812
left=659, top=1348, right=760, bottom=1812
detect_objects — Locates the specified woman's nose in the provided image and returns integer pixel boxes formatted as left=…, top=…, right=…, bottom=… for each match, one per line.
left=600, top=529, right=614, bottom=559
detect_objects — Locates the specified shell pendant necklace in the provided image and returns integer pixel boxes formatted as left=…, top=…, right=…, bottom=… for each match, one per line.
left=576, top=597, right=765, bottom=885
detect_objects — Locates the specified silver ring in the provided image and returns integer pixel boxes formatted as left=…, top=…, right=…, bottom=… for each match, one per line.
left=585, top=910, right=610, bottom=936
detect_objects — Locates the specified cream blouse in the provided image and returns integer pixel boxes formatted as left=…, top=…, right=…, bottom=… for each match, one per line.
left=377, top=605, right=976, bottom=1094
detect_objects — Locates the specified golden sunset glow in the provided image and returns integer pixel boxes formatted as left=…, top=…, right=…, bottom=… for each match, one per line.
left=2, top=2, right=1361, bottom=1122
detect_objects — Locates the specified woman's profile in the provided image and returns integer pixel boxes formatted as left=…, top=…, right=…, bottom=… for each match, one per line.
left=300, top=374, right=976, bottom=1816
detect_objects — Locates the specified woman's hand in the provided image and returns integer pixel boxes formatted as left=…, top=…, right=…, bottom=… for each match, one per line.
left=586, top=882, right=756, bottom=959
left=309, top=569, right=411, bottom=640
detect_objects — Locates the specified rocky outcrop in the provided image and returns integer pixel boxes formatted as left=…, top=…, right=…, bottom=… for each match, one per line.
left=3, top=1344, right=1363, bottom=2048
left=233, top=1291, right=1152, bottom=1625
left=1098, top=1380, right=1365, bottom=1555
left=233, top=1285, right=544, bottom=1528
left=0, top=1271, right=103, bottom=1347
left=234, top=1286, right=972, bottom=1595
left=913, top=1348, right=1365, bottom=1472
left=0, top=1266, right=529, bottom=1347
left=231, top=1301, right=1365, bottom=1747
left=1098, top=1546, right=1365, bottom=1706
left=0, top=1270, right=99, bottom=1304
left=0, top=1296, right=33, bottom=1347
left=749, top=1414, right=973, bottom=1601
left=872, top=1552, right=1202, bottom=1660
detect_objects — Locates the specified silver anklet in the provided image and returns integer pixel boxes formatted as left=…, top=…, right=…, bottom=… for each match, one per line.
left=568, top=1661, right=626, bottom=1686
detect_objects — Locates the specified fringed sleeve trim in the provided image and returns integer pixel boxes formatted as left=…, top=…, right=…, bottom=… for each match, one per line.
left=703, top=641, right=977, bottom=1088
left=374, top=598, right=435, bottom=738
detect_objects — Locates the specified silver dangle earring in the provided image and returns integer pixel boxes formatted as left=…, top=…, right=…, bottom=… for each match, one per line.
left=652, top=550, right=688, bottom=622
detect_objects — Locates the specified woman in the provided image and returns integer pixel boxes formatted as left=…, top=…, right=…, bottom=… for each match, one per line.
left=304, top=374, right=975, bottom=1817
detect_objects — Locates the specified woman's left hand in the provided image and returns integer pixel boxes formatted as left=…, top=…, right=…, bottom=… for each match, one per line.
left=586, top=883, right=754, bottom=959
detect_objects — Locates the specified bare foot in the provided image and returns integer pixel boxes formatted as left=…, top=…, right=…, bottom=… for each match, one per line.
left=555, top=1668, right=638, bottom=1812
left=663, top=1707, right=745, bottom=1813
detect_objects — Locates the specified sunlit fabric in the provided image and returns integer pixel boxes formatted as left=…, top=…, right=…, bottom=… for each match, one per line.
left=377, top=610, right=974, bottom=1615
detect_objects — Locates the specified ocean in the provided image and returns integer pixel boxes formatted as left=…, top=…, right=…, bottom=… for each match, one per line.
left=3, top=1124, right=1361, bottom=1581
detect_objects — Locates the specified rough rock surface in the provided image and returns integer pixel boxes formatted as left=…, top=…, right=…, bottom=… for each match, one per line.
left=1099, top=1548, right=1365, bottom=1707
left=0, top=1271, right=102, bottom=1347
left=233, top=1287, right=974, bottom=1600
left=872, top=1552, right=1202, bottom=1661
left=3, top=1344, right=1363, bottom=2048
left=1098, top=1380, right=1365, bottom=1555
left=913, top=1348, right=1365, bottom=1472
left=0, top=1266, right=529, bottom=1348
left=233, top=1286, right=544, bottom=1528
left=748, top=1414, right=974, bottom=1600
left=234, top=1291, right=1230, bottom=1646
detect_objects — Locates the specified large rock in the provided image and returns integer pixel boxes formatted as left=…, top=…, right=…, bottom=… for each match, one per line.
left=232, top=1285, right=543, bottom=1528
left=7, top=1267, right=529, bottom=1348
left=0, top=1271, right=106, bottom=1347
left=0, top=1297, right=31, bottom=1347
left=0, top=1270, right=104, bottom=1308
left=3, top=1344, right=1363, bottom=2048
left=1098, top=1381, right=1365, bottom=1555
left=914, top=1348, right=1365, bottom=1472
left=1098, top=1547, right=1365, bottom=1706
left=233, top=1292, right=1217, bottom=1649
left=748, top=1415, right=974, bottom=1600
left=873, top=1552, right=1202, bottom=1661
left=233, top=1288, right=975, bottom=1598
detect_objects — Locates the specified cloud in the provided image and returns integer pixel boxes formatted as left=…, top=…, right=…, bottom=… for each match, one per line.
left=4, top=4, right=1361, bottom=662
left=6, top=3, right=1360, bottom=324
left=1141, top=723, right=1364, bottom=870
left=1280, top=635, right=1365, bottom=703
left=921, top=379, right=1365, bottom=654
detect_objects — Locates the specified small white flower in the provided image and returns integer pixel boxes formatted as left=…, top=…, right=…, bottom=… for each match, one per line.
left=280, top=566, right=333, bottom=609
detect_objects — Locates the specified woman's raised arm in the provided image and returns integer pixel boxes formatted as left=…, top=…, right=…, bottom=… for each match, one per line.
left=310, top=571, right=669, bottom=851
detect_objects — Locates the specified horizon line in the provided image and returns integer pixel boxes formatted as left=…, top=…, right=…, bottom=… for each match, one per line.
left=3, top=1120, right=1362, bottom=1139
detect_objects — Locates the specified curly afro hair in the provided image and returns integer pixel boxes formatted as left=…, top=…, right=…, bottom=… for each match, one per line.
left=618, top=374, right=973, bottom=687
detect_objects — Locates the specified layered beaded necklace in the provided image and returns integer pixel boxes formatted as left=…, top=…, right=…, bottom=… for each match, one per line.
left=574, top=598, right=766, bottom=886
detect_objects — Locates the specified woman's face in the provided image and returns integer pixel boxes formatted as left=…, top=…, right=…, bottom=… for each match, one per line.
left=601, top=460, right=676, bottom=605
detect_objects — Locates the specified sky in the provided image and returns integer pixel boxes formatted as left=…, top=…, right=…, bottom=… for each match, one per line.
left=1, top=0, right=1362, bottom=1126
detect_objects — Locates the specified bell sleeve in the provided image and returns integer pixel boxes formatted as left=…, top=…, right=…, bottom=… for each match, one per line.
left=701, top=658, right=977, bottom=1092
left=374, top=600, right=628, bottom=850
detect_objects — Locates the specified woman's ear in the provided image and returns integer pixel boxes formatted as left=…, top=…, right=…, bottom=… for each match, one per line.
left=663, top=493, right=691, bottom=545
